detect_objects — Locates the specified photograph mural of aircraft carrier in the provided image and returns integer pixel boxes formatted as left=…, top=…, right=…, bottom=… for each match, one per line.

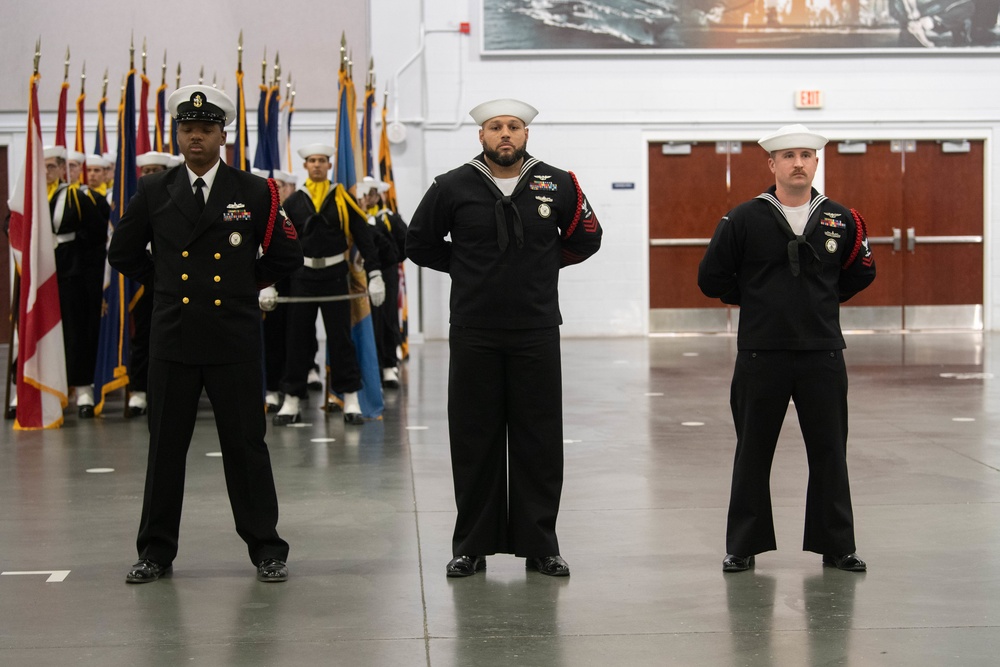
left=481, top=0, right=1000, bottom=51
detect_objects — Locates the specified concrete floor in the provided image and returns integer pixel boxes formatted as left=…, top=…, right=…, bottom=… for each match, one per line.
left=1, top=332, right=999, bottom=666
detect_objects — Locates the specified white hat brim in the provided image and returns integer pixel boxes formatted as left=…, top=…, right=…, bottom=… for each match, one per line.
left=469, top=98, right=538, bottom=126
left=758, top=124, right=828, bottom=152
left=297, top=143, right=335, bottom=159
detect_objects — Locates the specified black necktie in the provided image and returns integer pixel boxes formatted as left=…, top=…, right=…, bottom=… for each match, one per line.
left=193, top=177, right=206, bottom=212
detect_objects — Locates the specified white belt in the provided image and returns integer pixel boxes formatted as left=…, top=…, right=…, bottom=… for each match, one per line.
left=302, top=254, right=346, bottom=269
left=55, top=232, right=77, bottom=245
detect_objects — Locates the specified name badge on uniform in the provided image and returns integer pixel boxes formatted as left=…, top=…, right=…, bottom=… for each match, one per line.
left=224, top=202, right=251, bottom=223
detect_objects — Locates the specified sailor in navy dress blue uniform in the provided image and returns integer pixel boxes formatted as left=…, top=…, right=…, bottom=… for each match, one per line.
left=407, top=99, right=602, bottom=578
left=109, top=85, right=303, bottom=584
left=698, top=124, right=876, bottom=574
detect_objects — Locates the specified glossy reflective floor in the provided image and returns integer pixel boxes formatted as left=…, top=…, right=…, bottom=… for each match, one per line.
left=1, top=333, right=999, bottom=666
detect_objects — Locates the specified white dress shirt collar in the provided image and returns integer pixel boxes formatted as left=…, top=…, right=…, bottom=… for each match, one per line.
left=186, top=160, right=222, bottom=197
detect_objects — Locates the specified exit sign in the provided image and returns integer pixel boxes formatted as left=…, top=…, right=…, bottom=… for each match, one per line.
left=795, top=90, right=824, bottom=109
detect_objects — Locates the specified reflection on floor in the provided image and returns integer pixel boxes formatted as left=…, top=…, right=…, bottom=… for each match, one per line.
left=0, top=333, right=998, bottom=665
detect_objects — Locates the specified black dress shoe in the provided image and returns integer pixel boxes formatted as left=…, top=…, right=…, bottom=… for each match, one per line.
left=446, top=555, right=486, bottom=577
left=823, top=553, right=867, bottom=572
left=256, top=558, right=288, bottom=582
left=78, top=405, right=94, bottom=419
left=126, top=405, right=148, bottom=418
left=722, top=554, right=754, bottom=572
left=344, top=412, right=364, bottom=425
left=272, top=412, right=301, bottom=426
left=125, top=559, right=170, bottom=583
left=525, top=555, right=570, bottom=576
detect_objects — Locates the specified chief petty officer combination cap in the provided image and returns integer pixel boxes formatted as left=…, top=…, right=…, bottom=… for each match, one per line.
left=758, top=124, right=828, bottom=153
left=469, top=98, right=538, bottom=126
left=167, top=85, right=236, bottom=126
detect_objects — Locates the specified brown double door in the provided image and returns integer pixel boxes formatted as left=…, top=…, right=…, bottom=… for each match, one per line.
left=824, top=140, right=983, bottom=330
left=648, top=138, right=984, bottom=332
left=648, top=141, right=774, bottom=332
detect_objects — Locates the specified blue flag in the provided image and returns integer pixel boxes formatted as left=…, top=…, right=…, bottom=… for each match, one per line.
left=93, top=68, right=141, bottom=416
left=334, top=69, right=356, bottom=188
left=253, top=83, right=269, bottom=172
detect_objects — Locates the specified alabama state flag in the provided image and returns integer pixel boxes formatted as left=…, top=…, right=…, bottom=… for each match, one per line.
left=8, top=73, right=68, bottom=429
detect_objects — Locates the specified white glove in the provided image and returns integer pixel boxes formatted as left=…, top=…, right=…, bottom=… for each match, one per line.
left=258, top=286, right=278, bottom=312
left=368, top=271, right=386, bottom=307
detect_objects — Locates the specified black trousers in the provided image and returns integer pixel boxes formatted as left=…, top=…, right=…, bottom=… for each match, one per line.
left=137, top=357, right=289, bottom=565
left=58, top=267, right=102, bottom=387
left=371, top=263, right=401, bottom=370
left=280, top=274, right=360, bottom=398
left=128, top=289, right=152, bottom=392
left=726, top=349, right=856, bottom=557
left=262, top=305, right=288, bottom=393
left=448, top=325, right=563, bottom=557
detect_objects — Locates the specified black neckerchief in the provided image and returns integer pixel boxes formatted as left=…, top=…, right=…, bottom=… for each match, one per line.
left=756, top=187, right=828, bottom=277
left=466, top=154, right=541, bottom=251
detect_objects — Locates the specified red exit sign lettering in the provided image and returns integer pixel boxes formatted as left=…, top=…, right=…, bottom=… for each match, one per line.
left=795, top=90, right=824, bottom=109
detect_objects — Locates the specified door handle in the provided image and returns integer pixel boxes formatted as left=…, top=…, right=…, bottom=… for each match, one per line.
left=907, top=227, right=916, bottom=253
left=892, top=228, right=901, bottom=252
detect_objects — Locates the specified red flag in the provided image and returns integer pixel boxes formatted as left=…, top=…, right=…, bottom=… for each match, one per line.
left=8, top=74, right=68, bottom=429
left=55, top=81, right=69, bottom=147
left=55, top=80, right=70, bottom=181
left=137, top=73, right=152, bottom=158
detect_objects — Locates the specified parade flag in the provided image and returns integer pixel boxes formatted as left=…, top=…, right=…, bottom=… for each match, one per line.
left=154, top=78, right=167, bottom=152
left=233, top=68, right=251, bottom=170
left=347, top=259, right=384, bottom=420
left=361, top=83, right=375, bottom=179
left=334, top=68, right=357, bottom=189
left=8, top=73, right=68, bottom=429
left=278, top=85, right=294, bottom=172
left=74, top=84, right=87, bottom=184
left=346, top=69, right=363, bottom=188
left=94, top=88, right=108, bottom=156
left=136, top=71, right=152, bottom=158
left=377, top=103, right=398, bottom=212
left=55, top=79, right=69, bottom=148
left=93, top=66, right=140, bottom=416
left=169, top=63, right=181, bottom=155
left=265, top=82, right=281, bottom=174
left=253, top=78, right=269, bottom=171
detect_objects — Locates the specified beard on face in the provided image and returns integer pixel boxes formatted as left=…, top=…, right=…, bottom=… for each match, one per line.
left=483, top=144, right=527, bottom=168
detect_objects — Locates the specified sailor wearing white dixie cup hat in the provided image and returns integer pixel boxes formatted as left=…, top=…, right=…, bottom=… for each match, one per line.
left=407, top=98, right=603, bottom=579
left=136, top=151, right=175, bottom=176
left=271, top=143, right=386, bottom=426
left=698, top=123, right=875, bottom=575
left=38, top=145, right=109, bottom=419
left=757, top=123, right=829, bottom=153
left=356, top=175, right=408, bottom=389
left=109, top=84, right=303, bottom=585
